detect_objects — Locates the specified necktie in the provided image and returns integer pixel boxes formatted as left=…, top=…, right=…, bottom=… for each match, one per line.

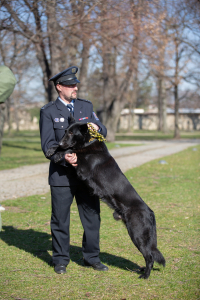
left=67, top=104, right=74, bottom=116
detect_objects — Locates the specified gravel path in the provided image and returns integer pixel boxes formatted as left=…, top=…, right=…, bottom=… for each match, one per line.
left=0, top=139, right=199, bottom=202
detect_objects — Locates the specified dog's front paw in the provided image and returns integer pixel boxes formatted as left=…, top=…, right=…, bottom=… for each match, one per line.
left=54, top=152, right=64, bottom=163
left=46, top=146, right=58, bottom=158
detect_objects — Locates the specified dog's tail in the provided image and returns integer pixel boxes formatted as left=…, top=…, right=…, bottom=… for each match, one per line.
left=152, top=247, right=166, bottom=267
left=151, top=211, right=166, bottom=267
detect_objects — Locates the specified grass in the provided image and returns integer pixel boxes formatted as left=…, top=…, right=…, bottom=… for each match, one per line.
left=0, top=145, right=199, bottom=299
left=116, top=130, right=200, bottom=141
left=0, top=130, right=139, bottom=171
left=0, top=131, right=47, bottom=170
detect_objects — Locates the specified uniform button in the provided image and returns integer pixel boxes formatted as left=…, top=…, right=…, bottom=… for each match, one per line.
left=61, top=126, right=63, bottom=128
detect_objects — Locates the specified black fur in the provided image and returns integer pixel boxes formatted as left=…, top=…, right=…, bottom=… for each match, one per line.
left=46, top=116, right=165, bottom=279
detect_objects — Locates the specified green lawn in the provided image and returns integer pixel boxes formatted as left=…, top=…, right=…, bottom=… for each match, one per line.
left=0, top=130, right=139, bottom=171
left=0, top=145, right=199, bottom=299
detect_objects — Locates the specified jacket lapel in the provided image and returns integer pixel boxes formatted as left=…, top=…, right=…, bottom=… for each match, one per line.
left=74, top=99, right=83, bottom=121
left=55, top=98, right=70, bottom=120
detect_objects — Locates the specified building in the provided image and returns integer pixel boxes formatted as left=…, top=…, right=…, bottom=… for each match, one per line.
left=119, top=107, right=200, bottom=131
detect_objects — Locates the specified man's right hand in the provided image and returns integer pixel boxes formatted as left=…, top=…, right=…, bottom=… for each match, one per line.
left=65, top=153, right=77, bottom=167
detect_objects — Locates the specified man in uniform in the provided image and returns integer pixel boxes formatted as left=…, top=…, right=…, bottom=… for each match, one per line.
left=40, top=66, right=108, bottom=274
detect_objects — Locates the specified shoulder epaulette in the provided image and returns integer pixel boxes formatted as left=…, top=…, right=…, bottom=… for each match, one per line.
left=77, top=98, right=92, bottom=104
left=41, top=101, right=54, bottom=110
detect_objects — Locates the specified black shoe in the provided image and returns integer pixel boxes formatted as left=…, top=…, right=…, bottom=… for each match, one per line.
left=54, top=264, right=66, bottom=274
left=84, top=260, right=108, bottom=271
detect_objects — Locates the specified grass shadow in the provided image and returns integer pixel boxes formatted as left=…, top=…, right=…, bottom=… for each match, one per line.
left=1, top=226, right=52, bottom=265
left=70, top=245, right=141, bottom=273
left=1, top=226, right=142, bottom=274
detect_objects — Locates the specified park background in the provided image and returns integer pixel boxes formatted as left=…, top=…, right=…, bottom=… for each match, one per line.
left=0, top=0, right=200, bottom=148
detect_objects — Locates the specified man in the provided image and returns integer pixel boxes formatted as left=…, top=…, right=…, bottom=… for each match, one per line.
left=40, top=66, right=108, bottom=274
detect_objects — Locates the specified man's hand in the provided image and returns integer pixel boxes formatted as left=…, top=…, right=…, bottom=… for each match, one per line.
left=65, top=153, right=77, bottom=167
left=87, top=122, right=99, bottom=131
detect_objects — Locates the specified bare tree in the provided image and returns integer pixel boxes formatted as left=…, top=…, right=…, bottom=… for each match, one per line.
left=1, top=0, right=199, bottom=143
left=166, top=1, right=200, bottom=138
left=92, top=0, right=152, bottom=141
left=0, top=0, right=95, bottom=102
left=146, top=0, right=200, bottom=137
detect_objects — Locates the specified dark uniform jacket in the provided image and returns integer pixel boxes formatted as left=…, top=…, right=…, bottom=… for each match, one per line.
left=40, top=97, right=107, bottom=186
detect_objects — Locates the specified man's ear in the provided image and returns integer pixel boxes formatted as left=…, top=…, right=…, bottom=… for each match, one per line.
left=68, top=114, right=76, bottom=125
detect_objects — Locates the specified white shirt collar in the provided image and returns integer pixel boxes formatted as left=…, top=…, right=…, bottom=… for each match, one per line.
left=58, top=97, right=75, bottom=107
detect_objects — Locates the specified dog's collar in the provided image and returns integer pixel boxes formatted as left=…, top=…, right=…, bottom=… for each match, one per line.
left=83, top=138, right=98, bottom=148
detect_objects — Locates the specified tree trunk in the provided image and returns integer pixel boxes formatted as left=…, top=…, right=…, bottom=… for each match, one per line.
left=162, top=81, right=167, bottom=133
left=0, top=102, right=7, bottom=155
left=6, top=97, right=12, bottom=135
left=14, top=97, right=19, bottom=131
left=46, top=0, right=60, bottom=102
left=101, top=46, right=118, bottom=141
left=128, top=75, right=138, bottom=133
left=174, top=84, right=180, bottom=138
left=127, top=0, right=140, bottom=133
left=157, top=78, right=163, bottom=131
left=78, top=42, right=90, bottom=99
left=174, top=38, right=180, bottom=139
left=103, top=100, right=123, bottom=142
left=157, top=77, right=167, bottom=133
left=101, top=41, right=134, bottom=141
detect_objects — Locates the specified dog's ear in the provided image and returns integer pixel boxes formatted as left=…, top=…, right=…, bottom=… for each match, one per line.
left=80, top=123, right=88, bottom=136
left=68, top=114, right=76, bottom=125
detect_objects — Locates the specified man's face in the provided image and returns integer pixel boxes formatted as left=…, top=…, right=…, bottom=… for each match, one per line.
left=56, top=83, right=78, bottom=103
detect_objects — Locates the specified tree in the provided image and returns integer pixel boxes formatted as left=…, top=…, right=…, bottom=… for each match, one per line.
left=92, top=0, right=151, bottom=141
left=1, top=0, right=199, bottom=143
left=166, top=1, right=200, bottom=138
left=0, top=0, right=98, bottom=102
left=0, top=65, right=16, bottom=154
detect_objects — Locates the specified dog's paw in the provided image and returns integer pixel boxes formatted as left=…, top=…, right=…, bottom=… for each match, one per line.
left=140, top=267, right=146, bottom=272
left=139, top=273, right=149, bottom=279
left=46, top=146, right=58, bottom=157
left=54, top=152, right=64, bottom=163
left=139, top=268, right=150, bottom=279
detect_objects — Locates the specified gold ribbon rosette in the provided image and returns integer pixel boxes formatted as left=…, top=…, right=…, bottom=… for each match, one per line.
left=87, top=123, right=106, bottom=143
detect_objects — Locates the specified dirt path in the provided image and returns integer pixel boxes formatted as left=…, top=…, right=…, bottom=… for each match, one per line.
left=0, top=139, right=199, bottom=202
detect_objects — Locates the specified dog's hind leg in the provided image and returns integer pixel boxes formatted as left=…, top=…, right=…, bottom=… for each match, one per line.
left=125, top=222, right=154, bottom=279
left=139, top=251, right=154, bottom=279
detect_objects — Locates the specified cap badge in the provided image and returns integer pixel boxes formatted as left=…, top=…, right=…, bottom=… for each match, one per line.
left=60, top=117, right=65, bottom=122
left=72, top=67, right=76, bottom=73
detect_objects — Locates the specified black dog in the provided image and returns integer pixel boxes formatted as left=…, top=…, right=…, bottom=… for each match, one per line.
left=46, top=116, right=165, bottom=279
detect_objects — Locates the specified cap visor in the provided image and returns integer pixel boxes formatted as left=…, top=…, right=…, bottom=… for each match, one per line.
left=60, top=79, right=80, bottom=85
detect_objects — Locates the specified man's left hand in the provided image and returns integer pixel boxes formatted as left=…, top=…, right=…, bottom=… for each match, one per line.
left=87, top=122, right=99, bottom=131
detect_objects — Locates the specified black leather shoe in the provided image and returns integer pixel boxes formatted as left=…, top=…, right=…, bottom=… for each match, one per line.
left=84, top=260, right=108, bottom=271
left=54, top=264, right=66, bottom=274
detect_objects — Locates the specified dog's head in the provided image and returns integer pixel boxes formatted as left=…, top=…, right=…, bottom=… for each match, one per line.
left=59, top=115, right=91, bottom=150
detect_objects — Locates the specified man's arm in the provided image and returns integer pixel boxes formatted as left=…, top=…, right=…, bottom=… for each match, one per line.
left=90, top=106, right=107, bottom=138
left=40, top=108, right=71, bottom=167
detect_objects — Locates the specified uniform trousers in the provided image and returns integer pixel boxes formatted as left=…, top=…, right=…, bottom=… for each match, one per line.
left=50, top=184, right=101, bottom=266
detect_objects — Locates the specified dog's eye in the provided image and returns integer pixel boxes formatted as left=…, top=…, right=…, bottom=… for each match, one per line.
left=69, top=131, right=73, bottom=135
